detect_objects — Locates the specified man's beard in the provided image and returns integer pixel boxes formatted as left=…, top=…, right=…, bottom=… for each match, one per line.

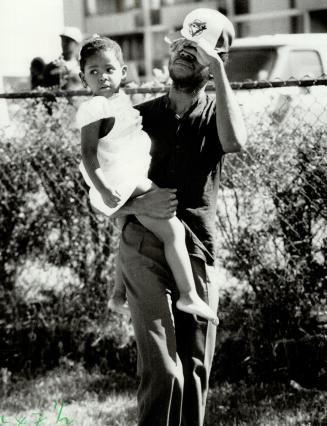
left=168, top=60, right=209, bottom=93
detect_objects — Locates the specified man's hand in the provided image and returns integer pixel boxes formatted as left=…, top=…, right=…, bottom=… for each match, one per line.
left=191, top=39, right=223, bottom=67
left=101, top=187, right=121, bottom=208
left=132, top=187, right=178, bottom=219
left=168, top=38, right=185, bottom=55
left=171, top=38, right=223, bottom=70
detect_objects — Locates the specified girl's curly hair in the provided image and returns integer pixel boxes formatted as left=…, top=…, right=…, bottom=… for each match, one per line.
left=79, top=36, right=124, bottom=71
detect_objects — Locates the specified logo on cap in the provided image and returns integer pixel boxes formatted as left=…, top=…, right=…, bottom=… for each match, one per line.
left=188, top=20, right=207, bottom=37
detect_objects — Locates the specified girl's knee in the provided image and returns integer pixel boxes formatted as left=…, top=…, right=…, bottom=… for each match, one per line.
left=161, top=218, right=185, bottom=242
left=137, top=215, right=185, bottom=244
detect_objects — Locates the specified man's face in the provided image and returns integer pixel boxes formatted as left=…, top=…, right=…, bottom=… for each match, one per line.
left=168, top=39, right=210, bottom=90
left=61, top=36, right=79, bottom=60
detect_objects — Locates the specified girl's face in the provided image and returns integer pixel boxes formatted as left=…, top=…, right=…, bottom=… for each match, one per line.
left=81, top=49, right=127, bottom=98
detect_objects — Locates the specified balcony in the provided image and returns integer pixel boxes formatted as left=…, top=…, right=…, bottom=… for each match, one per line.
left=86, top=9, right=140, bottom=35
left=85, top=0, right=219, bottom=35
left=161, top=0, right=219, bottom=27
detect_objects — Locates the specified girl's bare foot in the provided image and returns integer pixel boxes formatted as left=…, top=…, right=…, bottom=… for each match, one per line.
left=176, top=293, right=219, bottom=325
left=108, top=297, right=130, bottom=316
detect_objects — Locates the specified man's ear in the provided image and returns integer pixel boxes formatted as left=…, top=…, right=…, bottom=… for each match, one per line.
left=79, top=72, right=88, bottom=88
left=121, top=64, right=128, bottom=82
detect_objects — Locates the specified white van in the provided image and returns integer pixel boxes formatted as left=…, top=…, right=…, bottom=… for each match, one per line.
left=226, top=33, right=327, bottom=81
left=225, top=34, right=327, bottom=126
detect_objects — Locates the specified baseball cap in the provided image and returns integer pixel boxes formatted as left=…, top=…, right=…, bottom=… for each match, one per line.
left=165, top=8, right=235, bottom=52
left=60, top=27, right=83, bottom=44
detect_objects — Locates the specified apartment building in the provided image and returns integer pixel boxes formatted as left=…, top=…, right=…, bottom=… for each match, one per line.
left=1, top=0, right=326, bottom=86
left=65, top=0, right=326, bottom=80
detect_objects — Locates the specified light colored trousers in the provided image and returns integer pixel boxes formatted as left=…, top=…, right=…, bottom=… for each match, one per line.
left=118, top=221, right=219, bottom=426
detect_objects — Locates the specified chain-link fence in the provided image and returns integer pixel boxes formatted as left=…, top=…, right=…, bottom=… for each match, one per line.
left=0, top=79, right=326, bottom=384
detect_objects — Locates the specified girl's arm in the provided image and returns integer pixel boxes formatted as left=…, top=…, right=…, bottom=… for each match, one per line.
left=81, top=120, right=120, bottom=207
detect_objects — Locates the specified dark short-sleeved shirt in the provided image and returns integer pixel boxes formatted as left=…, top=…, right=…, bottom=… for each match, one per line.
left=134, top=93, right=224, bottom=265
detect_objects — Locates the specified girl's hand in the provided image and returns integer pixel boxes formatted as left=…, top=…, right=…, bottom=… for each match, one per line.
left=101, top=187, right=121, bottom=208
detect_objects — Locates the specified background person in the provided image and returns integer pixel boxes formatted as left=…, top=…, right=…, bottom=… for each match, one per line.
left=43, top=26, right=83, bottom=90
left=112, top=8, right=247, bottom=426
left=30, top=57, right=46, bottom=89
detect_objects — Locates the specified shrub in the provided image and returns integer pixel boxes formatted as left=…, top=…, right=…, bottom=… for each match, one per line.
left=1, top=93, right=326, bottom=388
left=213, top=120, right=327, bottom=386
left=0, top=97, right=135, bottom=376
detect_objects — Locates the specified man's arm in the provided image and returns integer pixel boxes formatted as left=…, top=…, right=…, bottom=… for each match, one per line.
left=111, top=187, right=178, bottom=219
left=195, top=41, right=247, bottom=153
left=211, top=58, right=247, bottom=153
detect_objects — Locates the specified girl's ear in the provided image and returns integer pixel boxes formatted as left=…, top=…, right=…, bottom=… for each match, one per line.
left=121, top=64, right=128, bottom=82
left=79, top=72, right=88, bottom=88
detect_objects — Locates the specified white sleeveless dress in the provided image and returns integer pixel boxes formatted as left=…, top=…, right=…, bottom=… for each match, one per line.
left=76, top=92, right=151, bottom=216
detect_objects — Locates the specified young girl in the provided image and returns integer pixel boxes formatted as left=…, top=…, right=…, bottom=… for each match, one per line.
left=76, top=36, right=218, bottom=325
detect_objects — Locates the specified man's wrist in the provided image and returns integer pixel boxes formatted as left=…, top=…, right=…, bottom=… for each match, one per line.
left=126, top=195, right=144, bottom=216
left=209, top=58, right=224, bottom=75
left=111, top=194, right=147, bottom=219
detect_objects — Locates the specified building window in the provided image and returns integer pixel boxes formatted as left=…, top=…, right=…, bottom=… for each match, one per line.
left=110, top=34, right=144, bottom=61
left=233, top=0, right=249, bottom=37
left=309, top=9, right=327, bottom=33
left=135, top=8, right=161, bottom=26
left=85, top=0, right=97, bottom=15
left=86, top=0, right=139, bottom=15
left=234, top=0, right=248, bottom=15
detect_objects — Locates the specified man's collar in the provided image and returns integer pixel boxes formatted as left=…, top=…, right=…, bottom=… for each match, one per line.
left=164, top=91, right=207, bottom=117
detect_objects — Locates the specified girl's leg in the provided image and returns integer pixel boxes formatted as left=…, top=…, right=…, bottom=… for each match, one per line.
left=107, top=177, right=216, bottom=322
left=136, top=215, right=218, bottom=324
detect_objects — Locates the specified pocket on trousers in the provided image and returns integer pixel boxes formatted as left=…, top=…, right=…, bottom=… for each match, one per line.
left=138, top=229, right=166, bottom=268
left=121, top=222, right=145, bottom=262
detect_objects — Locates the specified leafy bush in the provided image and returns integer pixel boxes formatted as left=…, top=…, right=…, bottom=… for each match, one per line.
left=1, top=93, right=326, bottom=389
left=0, top=97, right=135, bottom=376
left=213, top=120, right=327, bottom=387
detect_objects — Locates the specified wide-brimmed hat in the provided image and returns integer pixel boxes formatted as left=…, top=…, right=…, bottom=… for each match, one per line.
left=60, top=27, right=83, bottom=44
left=165, top=8, right=235, bottom=52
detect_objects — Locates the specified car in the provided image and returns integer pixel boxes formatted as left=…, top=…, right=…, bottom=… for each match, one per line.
left=224, top=34, right=327, bottom=127
left=226, top=33, right=327, bottom=82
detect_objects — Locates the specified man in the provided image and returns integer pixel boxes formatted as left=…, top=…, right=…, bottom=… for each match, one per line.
left=30, top=57, right=46, bottom=89
left=43, top=26, right=82, bottom=90
left=114, top=8, right=247, bottom=426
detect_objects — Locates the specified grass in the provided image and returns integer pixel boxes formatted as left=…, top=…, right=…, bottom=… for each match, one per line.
left=0, top=362, right=326, bottom=426
left=206, top=383, right=327, bottom=426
